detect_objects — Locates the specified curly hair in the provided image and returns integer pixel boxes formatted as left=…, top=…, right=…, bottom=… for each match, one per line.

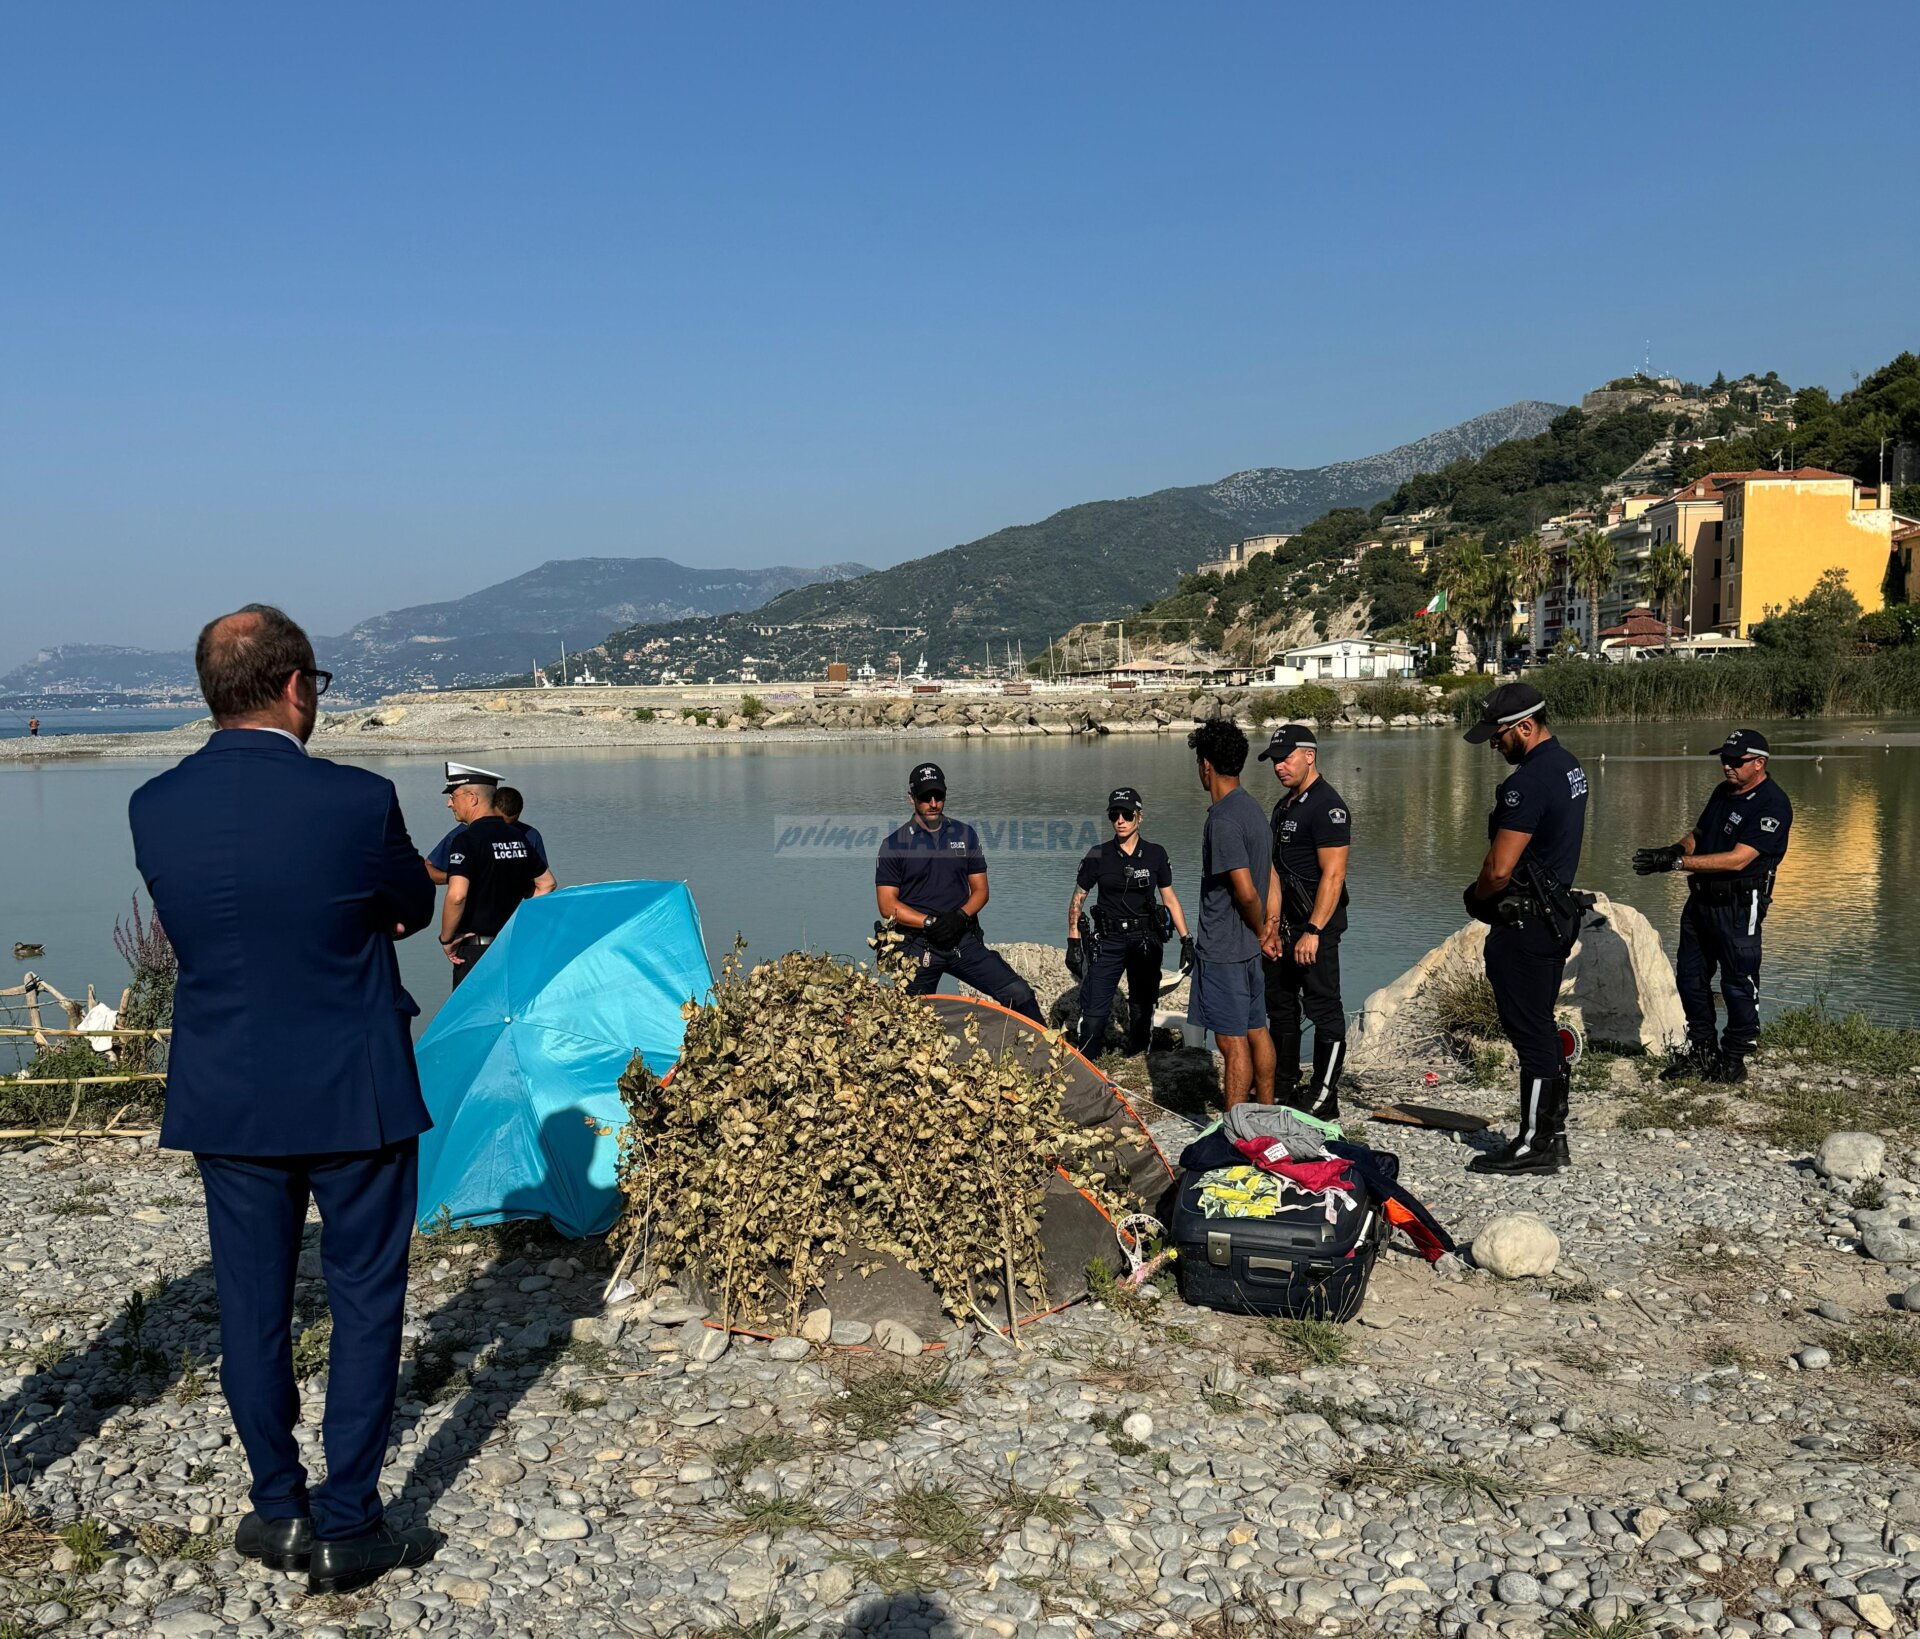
left=1187, top=718, right=1249, bottom=776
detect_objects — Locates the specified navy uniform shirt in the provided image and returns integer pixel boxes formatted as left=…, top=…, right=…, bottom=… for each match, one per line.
left=431, top=820, right=547, bottom=872
left=446, top=815, right=544, bottom=939
left=1271, top=776, right=1352, bottom=935
left=1076, top=837, right=1172, bottom=920
left=875, top=815, right=986, bottom=914
left=1489, top=737, right=1588, bottom=887
left=1691, top=776, right=1792, bottom=886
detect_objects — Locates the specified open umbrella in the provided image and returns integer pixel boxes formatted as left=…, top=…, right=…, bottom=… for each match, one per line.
left=414, top=879, right=712, bottom=1238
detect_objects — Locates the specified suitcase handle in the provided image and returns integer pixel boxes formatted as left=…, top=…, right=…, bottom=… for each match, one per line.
left=1249, top=1256, right=1340, bottom=1279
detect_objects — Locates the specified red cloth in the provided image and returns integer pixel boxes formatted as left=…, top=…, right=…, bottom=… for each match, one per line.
left=1229, top=1139, right=1352, bottom=1193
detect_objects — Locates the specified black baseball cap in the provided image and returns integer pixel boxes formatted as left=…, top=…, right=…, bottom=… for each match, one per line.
left=1711, top=729, right=1770, bottom=762
left=1257, top=723, right=1318, bottom=762
left=908, top=761, right=947, bottom=795
left=1463, top=682, right=1546, bottom=744
left=1107, top=786, right=1144, bottom=814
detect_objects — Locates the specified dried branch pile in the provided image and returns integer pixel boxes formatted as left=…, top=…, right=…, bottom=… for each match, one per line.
left=612, top=944, right=1123, bottom=1332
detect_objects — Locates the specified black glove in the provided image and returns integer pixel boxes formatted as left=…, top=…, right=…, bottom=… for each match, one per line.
left=923, top=910, right=969, bottom=951
left=1463, top=884, right=1498, bottom=925
left=1179, top=935, right=1195, bottom=970
left=1633, top=844, right=1683, bottom=876
left=1065, top=938, right=1085, bottom=977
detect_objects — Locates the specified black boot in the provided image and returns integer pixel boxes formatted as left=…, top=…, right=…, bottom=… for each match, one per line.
left=1660, top=1041, right=1717, bottom=1082
left=1301, top=1036, right=1344, bottom=1122
left=1468, top=1074, right=1570, bottom=1176
left=1704, top=1048, right=1747, bottom=1084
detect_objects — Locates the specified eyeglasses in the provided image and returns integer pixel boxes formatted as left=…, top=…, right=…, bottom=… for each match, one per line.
left=1722, top=755, right=1755, bottom=769
left=297, top=668, right=333, bottom=697
left=1108, top=808, right=1139, bottom=822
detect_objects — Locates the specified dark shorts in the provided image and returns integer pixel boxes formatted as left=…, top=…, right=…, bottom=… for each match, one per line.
left=1190, top=956, right=1268, bottom=1037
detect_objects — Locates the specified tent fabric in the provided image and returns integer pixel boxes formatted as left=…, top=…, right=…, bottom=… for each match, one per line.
left=414, top=879, right=711, bottom=1239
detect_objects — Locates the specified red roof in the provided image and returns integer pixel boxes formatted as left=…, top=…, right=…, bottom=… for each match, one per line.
left=1713, top=467, right=1850, bottom=484
left=1599, top=607, right=1671, bottom=639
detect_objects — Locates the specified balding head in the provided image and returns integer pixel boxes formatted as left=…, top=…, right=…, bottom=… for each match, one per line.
left=195, top=604, right=316, bottom=731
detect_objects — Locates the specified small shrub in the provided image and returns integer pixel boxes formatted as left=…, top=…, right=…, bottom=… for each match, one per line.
left=887, top=1481, right=988, bottom=1558
left=1089, top=1410, right=1149, bottom=1457
left=1287, top=682, right=1342, bottom=728
left=738, top=693, right=766, bottom=720
left=632, top=706, right=656, bottom=723
left=1429, top=973, right=1505, bottom=1042
left=1351, top=680, right=1428, bottom=720
left=826, top=1364, right=959, bottom=1440
left=727, top=1493, right=823, bottom=1536
left=58, top=1516, right=111, bottom=1573
left=1685, top=1497, right=1744, bottom=1532
left=1831, top=1322, right=1920, bottom=1376
left=291, top=1314, right=332, bottom=1381
left=1574, top=1425, right=1663, bottom=1459
left=713, top=1431, right=799, bottom=1481
left=1263, top=1317, right=1351, bottom=1368
left=1328, top=1450, right=1516, bottom=1507
left=1851, top=1178, right=1887, bottom=1211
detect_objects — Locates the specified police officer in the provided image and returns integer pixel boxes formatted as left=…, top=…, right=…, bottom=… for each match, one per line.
left=437, top=763, right=556, bottom=987
left=1461, top=682, right=1589, bottom=1176
left=1634, top=728, right=1792, bottom=1085
left=424, top=763, right=552, bottom=884
left=1257, top=724, right=1352, bottom=1119
left=1066, top=787, right=1193, bottom=1056
left=875, top=761, right=1042, bottom=1023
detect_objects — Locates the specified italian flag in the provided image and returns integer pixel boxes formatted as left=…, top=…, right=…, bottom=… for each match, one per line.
left=1417, top=587, right=1448, bottom=618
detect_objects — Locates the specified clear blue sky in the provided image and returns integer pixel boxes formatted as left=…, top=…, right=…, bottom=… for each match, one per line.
left=2, top=1, right=1915, bottom=668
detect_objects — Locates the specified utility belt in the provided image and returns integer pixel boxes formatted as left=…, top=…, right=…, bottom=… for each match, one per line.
left=1474, top=858, right=1597, bottom=934
left=1081, top=904, right=1172, bottom=954
left=1688, top=873, right=1773, bottom=910
left=449, top=932, right=496, bottom=949
left=875, top=914, right=981, bottom=945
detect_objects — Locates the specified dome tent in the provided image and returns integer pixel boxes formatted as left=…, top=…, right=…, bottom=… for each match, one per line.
left=414, top=880, right=712, bottom=1239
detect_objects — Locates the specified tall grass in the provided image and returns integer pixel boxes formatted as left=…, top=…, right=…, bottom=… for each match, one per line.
left=1446, top=652, right=1920, bottom=724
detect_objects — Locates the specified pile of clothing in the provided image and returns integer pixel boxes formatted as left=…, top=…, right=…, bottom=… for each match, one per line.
left=1180, top=1103, right=1454, bottom=1263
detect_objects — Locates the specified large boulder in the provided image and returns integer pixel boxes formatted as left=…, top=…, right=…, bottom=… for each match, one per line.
left=1472, top=1213, right=1560, bottom=1279
left=1348, top=894, right=1683, bottom=1067
left=1815, top=1132, right=1886, bottom=1181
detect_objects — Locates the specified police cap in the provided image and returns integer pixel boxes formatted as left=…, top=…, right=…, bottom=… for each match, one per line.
left=1710, top=728, right=1770, bottom=762
left=908, top=761, right=947, bottom=796
left=1462, top=682, right=1546, bottom=744
left=1107, top=786, right=1145, bottom=815
left=443, top=761, right=504, bottom=794
left=1257, top=723, right=1318, bottom=762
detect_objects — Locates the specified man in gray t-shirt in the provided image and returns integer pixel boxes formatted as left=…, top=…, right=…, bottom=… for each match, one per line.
left=1187, top=719, right=1276, bottom=1107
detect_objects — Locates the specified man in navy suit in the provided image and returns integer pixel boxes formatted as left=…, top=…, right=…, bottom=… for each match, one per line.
left=130, top=605, right=438, bottom=1594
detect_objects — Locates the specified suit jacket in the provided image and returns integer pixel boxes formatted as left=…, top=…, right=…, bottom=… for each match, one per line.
left=130, top=729, right=436, bottom=1156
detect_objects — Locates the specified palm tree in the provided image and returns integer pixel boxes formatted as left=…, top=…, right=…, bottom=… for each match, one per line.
left=1646, top=537, right=1690, bottom=654
left=1506, top=533, right=1552, bottom=660
left=1566, top=528, right=1618, bottom=658
left=1435, top=534, right=1493, bottom=667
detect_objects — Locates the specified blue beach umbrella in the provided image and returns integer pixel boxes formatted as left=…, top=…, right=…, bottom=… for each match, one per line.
left=414, top=879, right=712, bottom=1238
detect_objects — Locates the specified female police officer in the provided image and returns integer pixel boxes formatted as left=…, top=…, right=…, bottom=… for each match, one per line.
left=1066, top=787, right=1193, bottom=1056
left=1461, top=682, right=1589, bottom=1176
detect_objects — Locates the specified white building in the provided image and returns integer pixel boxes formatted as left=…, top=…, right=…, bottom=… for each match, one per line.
left=1275, top=638, right=1418, bottom=681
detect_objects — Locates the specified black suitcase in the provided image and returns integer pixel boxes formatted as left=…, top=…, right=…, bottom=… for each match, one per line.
left=1171, top=1167, right=1388, bottom=1321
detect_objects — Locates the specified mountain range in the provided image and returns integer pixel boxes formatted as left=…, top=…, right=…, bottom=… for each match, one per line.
left=585, top=400, right=1567, bottom=683
left=0, top=558, right=869, bottom=703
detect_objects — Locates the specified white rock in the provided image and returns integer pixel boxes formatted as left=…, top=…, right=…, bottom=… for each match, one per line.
left=1121, top=1412, right=1154, bottom=1441
left=680, top=1325, right=730, bottom=1362
left=1817, top=1132, right=1887, bottom=1181
left=873, top=1319, right=923, bottom=1357
left=1853, top=1592, right=1895, bottom=1632
left=1472, top=1213, right=1561, bottom=1280
left=532, top=1508, right=589, bottom=1542
left=1793, top=1346, right=1831, bottom=1370
left=798, top=1308, right=833, bottom=1344
left=1863, top=1227, right=1920, bottom=1265
left=767, top=1336, right=810, bottom=1362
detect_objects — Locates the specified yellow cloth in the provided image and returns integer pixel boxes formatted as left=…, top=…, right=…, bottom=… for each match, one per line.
left=1196, top=1165, right=1285, bottom=1220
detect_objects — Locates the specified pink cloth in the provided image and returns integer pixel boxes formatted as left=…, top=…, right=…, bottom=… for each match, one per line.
left=1229, top=1139, right=1352, bottom=1194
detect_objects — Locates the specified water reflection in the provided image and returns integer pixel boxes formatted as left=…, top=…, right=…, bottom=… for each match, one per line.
left=5, top=720, right=1919, bottom=1032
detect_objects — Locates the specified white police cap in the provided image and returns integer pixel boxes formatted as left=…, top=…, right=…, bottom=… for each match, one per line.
left=443, top=761, right=503, bottom=794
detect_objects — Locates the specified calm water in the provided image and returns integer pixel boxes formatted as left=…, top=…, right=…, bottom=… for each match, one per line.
left=5, top=722, right=1917, bottom=1037
left=1, top=707, right=204, bottom=738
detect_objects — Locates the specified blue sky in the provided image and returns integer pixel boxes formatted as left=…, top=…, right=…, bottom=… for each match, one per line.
left=2, top=1, right=1915, bottom=667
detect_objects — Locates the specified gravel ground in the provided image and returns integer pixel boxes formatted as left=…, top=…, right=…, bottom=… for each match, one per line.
left=6, top=1034, right=1920, bottom=1638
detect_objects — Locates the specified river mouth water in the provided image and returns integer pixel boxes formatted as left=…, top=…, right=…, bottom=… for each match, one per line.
left=5, top=717, right=1917, bottom=1038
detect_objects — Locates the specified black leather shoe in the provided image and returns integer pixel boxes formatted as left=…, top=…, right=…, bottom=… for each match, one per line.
left=1704, top=1051, right=1747, bottom=1085
left=1467, top=1133, right=1570, bottom=1176
left=234, top=1512, right=312, bottom=1572
left=307, top=1520, right=437, bottom=1595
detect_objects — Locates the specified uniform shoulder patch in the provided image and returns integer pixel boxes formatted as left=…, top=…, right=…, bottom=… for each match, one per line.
left=1503, top=789, right=1522, bottom=808
left=1328, top=808, right=1348, bottom=824
left=1759, top=816, right=1780, bottom=833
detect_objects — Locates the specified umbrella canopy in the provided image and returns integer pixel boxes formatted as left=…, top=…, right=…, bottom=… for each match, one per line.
left=415, top=879, right=711, bottom=1238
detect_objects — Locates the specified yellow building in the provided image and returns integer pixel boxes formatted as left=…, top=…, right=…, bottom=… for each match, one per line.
left=1641, top=474, right=1728, bottom=634
left=1716, top=468, right=1895, bottom=635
